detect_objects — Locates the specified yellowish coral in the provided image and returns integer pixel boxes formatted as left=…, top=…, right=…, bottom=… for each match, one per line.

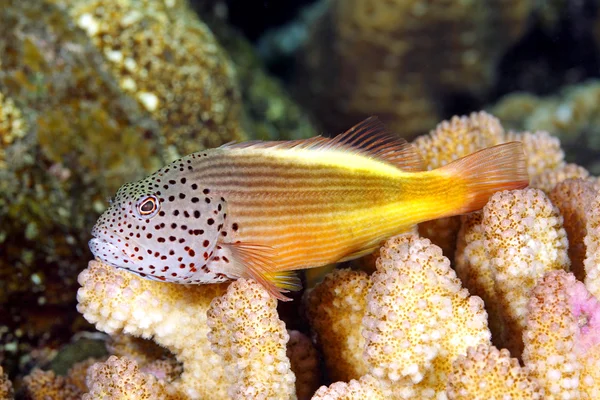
left=106, top=333, right=171, bottom=369
left=0, top=91, right=27, bottom=168
left=76, top=260, right=229, bottom=399
left=0, top=366, right=14, bottom=399
left=286, top=330, right=320, bottom=400
left=414, top=111, right=506, bottom=169
left=455, top=212, right=503, bottom=340
left=22, top=368, right=82, bottom=400
left=530, top=163, right=594, bottom=193
left=482, top=188, right=569, bottom=356
left=490, top=79, right=600, bottom=155
left=363, top=234, right=490, bottom=398
left=414, top=111, right=505, bottom=258
left=83, top=356, right=171, bottom=399
left=522, top=271, right=585, bottom=399
left=312, top=375, right=387, bottom=400
left=446, top=344, right=541, bottom=399
left=584, top=190, right=600, bottom=299
left=206, top=279, right=296, bottom=400
left=550, top=179, right=599, bottom=281
left=305, top=269, right=372, bottom=382
left=61, top=0, right=245, bottom=158
left=504, top=129, right=565, bottom=180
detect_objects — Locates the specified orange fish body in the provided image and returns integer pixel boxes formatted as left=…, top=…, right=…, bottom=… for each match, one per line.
left=90, top=117, right=529, bottom=300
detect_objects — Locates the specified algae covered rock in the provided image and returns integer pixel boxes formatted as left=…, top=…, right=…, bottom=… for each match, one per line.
left=0, top=0, right=244, bottom=373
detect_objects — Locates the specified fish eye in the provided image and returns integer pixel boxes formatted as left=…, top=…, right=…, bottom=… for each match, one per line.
left=136, top=195, right=160, bottom=218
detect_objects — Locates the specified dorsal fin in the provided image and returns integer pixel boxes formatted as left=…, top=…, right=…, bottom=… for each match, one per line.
left=222, top=116, right=424, bottom=172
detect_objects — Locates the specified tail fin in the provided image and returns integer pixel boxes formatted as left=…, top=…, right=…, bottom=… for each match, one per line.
left=440, top=142, right=529, bottom=214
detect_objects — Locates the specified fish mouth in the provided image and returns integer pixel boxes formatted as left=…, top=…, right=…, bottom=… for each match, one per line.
left=88, top=232, right=135, bottom=270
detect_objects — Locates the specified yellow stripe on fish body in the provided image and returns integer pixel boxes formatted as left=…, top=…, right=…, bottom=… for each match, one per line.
left=208, top=148, right=460, bottom=266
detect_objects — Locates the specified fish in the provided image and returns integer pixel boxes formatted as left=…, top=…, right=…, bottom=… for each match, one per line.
left=89, top=117, right=529, bottom=301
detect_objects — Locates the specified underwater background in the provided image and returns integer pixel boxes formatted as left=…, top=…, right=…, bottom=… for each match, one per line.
left=2, top=0, right=600, bottom=398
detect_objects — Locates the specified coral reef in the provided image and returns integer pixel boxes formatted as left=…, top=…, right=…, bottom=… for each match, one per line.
left=550, top=179, right=599, bottom=281
left=295, top=0, right=535, bottom=138
left=286, top=331, right=320, bottom=400
left=8, top=100, right=600, bottom=399
left=0, top=0, right=164, bottom=374
left=199, top=11, right=318, bottom=142
left=76, top=260, right=229, bottom=399
left=489, top=80, right=600, bottom=173
left=585, top=189, right=600, bottom=299
left=482, top=188, right=569, bottom=356
left=21, top=368, right=83, bottom=400
left=311, top=375, right=386, bottom=400
left=305, top=234, right=491, bottom=399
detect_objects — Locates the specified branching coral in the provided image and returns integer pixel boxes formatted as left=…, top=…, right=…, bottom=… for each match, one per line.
left=363, top=234, right=490, bottom=398
left=21, top=368, right=83, bottom=400
left=312, top=375, right=387, bottom=400
left=286, top=331, right=320, bottom=400
left=0, top=366, right=14, bottom=399
left=455, top=212, right=504, bottom=340
left=206, top=279, right=296, bottom=400
left=76, top=260, right=229, bottom=399
left=550, top=179, right=599, bottom=281
left=530, top=163, right=594, bottom=194
left=308, top=234, right=492, bottom=400
left=482, top=188, right=569, bottom=356
left=490, top=79, right=600, bottom=166
left=523, top=270, right=600, bottom=399
left=446, top=344, right=542, bottom=399
left=584, top=190, right=600, bottom=299
left=305, top=269, right=371, bottom=382
left=504, top=129, right=565, bottom=180
left=83, top=355, right=172, bottom=400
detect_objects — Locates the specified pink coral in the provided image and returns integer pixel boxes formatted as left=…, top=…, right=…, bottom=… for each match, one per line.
left=523, top=270, right=600, bottom=398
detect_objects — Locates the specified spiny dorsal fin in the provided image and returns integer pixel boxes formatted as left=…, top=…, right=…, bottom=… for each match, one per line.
left=222, top=116, right=424, bottom=172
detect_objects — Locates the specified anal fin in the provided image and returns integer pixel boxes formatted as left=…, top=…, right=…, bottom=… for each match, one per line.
left=225, top=242, right=301, bottom=301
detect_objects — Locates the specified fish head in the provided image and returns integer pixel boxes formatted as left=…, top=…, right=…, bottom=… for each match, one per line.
left=89, top=165, right=227, bottom=283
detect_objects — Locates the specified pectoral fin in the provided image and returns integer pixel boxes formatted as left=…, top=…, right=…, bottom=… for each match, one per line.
left=225, top=242, right=302, bottom=301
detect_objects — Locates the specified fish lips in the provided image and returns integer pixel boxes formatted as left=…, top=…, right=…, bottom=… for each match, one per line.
left=88, top=236, right=133, bottom=271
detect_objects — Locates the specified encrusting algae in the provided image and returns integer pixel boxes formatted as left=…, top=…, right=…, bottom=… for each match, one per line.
left=89, top=116, right=528, bottom=300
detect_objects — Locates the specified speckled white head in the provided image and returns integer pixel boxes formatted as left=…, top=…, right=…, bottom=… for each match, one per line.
left=89, top=156, right=230, bottom=283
